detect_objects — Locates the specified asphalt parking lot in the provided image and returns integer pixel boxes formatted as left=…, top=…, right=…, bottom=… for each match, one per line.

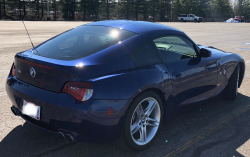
left=0, top=21, right=250, bottom=157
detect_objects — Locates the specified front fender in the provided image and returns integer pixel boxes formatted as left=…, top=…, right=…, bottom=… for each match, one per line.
left=218, top=53, right=244, bottom=78
left=216, top=53, right=245, bottom=93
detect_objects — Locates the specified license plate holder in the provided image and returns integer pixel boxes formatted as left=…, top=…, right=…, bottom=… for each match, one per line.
left=22, top=100, right=40, bottom=120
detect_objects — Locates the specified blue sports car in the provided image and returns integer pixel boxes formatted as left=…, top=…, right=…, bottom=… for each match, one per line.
left=6, top=20, right=245, bottom=151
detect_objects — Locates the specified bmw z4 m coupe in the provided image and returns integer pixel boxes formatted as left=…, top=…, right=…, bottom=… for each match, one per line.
left=6, top=20, right=245, bottom=151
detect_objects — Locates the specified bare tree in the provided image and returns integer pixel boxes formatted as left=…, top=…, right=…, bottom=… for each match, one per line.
left=126, top=0, right=129, bottom=19
left=19, top=0, right=22, bottom=19
left=3, top=0, right=6, bottom=16
left=153, top=0, right=155, bottom=21
left=23, top=0, right=26, bottom=19
left=143, top=0, right=147, bottom=21
left=54, top=0, right=57, bottom=20
left=81, top=0, right=87, bottom=20
left=41, top=0, right=44, bottom=20
left=107, top=0, right=109, bottom=19
left=135, top=0, right=139, bottom=20
left=71, top=0, right=76, bottom=20
left=37, top=0, right=40, bottom=19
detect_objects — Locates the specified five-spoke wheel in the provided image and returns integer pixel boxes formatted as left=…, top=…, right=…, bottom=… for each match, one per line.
left=118, top=91, right=163, bottom=151
left=130, top=97, right=161, bottom=145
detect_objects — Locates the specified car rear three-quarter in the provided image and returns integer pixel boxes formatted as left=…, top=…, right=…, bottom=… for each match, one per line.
left=5, top=24, right=143, bottom=143
left=6, top=22, right=171, bottom=148
left=6, top=20, right=245, bottom=151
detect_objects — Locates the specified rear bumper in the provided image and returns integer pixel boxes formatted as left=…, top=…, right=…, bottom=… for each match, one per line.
left=6, top=77, right=130, bottom=142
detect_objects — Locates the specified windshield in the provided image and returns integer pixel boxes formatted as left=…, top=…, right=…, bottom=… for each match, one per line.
left=33, top=26, right=137, bottom=60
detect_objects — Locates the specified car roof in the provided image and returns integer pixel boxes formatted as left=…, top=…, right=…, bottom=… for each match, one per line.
left=85, top=20, right=181, bottom=34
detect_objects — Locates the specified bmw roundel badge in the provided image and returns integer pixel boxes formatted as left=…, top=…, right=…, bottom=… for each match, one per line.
left=30, top=67, right=36, bottom=78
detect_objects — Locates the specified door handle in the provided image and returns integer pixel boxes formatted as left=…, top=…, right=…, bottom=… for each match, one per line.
left=172, top=71, right=182, bottom=78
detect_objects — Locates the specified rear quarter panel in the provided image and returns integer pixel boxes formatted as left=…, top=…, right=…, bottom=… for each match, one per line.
left=87, top=66, right=172, bottom=100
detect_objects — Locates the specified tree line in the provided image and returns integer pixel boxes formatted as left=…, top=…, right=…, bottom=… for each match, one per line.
left=0, top=0, right=249, bottom=22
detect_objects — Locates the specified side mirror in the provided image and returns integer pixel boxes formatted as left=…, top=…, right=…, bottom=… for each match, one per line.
left=200, top=48, right=212, bottom=58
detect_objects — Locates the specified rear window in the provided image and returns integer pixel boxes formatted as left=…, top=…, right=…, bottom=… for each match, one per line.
left=33, top=26, right=137, bottom=60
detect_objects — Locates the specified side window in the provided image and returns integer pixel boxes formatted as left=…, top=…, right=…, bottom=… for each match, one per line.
left=131, top=41, right=162, bottom=67
left=153, top=36, right=197, bottom=63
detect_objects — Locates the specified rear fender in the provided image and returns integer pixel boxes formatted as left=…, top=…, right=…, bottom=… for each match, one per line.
left=87, top=67, right=171, bottom=100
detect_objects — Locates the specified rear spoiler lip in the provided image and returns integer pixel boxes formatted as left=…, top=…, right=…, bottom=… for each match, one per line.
left=17, top=58, right=53, bottom=70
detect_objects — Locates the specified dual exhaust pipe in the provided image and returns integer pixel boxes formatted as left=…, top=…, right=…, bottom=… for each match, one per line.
left=58, top=131, right=75, bottom=142
left=11, top=107, right=75, bottom=142
left=11, top=106, right=19, bottom=116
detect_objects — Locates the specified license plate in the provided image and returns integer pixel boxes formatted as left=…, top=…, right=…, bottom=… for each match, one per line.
left=22, top=100, right=40, bottom=120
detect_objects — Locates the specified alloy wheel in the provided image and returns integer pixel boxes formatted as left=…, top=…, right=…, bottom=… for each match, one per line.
left=130, top=97, right=161, bottom=146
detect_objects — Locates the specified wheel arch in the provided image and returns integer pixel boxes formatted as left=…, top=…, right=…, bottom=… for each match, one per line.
left=126, top=87, right=168, bottom=122
left=217, top=53, right=245, bottom=88
left=143, top=88, right=167, bottom=112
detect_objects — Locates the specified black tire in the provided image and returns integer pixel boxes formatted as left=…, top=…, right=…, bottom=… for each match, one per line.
left=223, top=65, right=239, bottom=100
left=180, top=18, right=184, bottom=22
left=194, top=19, right=197, bottom=23
left=117, top=91, right=163, bottom=151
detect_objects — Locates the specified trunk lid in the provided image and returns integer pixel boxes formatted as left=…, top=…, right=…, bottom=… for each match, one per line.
left=14, top=50, right=79, bottom=93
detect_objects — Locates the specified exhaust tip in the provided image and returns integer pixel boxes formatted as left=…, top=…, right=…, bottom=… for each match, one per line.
left=65, top=134, right=75, bottom=142
left=58, top=132, right=65, bottom=140
left=11, top=107, right=18, bottom=116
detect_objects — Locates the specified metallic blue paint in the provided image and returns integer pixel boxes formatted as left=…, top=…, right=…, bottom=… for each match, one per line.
left=86, top=20, right=180, bottom=34
left=6, top=20, right=245, bottom=142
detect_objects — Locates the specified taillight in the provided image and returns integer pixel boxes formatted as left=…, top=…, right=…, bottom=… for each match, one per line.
left=62, top=82, right=93, bottom=102
left=12, top=64, right=16, bottom=77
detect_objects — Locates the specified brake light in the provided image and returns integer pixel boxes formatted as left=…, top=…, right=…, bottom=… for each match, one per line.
left=62, top=82, right=93, bottom=102
left=12, top=64, right=16, bottom=77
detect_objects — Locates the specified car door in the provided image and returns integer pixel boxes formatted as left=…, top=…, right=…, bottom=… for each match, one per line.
left=153, top=35, right=218, bottom=106
left=130, top=40, right=173, bottom=94
left=189, top=15, right=193, bottom=21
